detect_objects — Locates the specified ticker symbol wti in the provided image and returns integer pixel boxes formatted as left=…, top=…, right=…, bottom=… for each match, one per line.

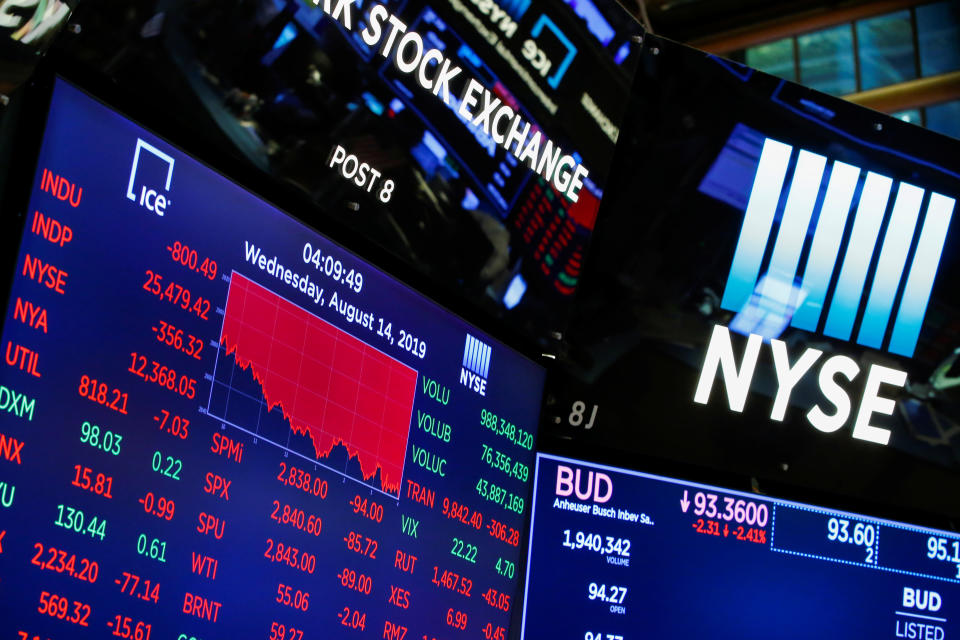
left=556, top=465, right=612, bottom=503
left=126, top=138, right=174, bottom=216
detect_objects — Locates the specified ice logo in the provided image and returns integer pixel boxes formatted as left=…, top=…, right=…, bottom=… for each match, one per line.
left=126, top=138, right=174, bottom=216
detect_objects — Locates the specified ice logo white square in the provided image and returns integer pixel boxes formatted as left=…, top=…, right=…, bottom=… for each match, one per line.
left=126, top=138, right=174, bottom=216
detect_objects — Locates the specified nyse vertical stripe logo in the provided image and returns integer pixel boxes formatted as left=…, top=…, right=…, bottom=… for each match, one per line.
left=460, top=334, right=491, bottom=396
left=721, top=137, right=956, bottom=358
left=462, top=334, right=491, bottom=379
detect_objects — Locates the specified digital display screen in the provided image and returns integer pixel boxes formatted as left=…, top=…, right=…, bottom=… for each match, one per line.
left=521, top=454, right=959, bottom=638
left=549, top=33, right=960, bottom=522
left=0, top=78, right=544, bottom=639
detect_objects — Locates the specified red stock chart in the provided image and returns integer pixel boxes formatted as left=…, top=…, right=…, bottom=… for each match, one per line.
left=213, top=272, right=417, bottom=495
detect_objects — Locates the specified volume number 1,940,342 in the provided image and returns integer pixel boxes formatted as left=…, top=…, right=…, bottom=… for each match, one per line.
left=562, top=531, right=631, bottom=557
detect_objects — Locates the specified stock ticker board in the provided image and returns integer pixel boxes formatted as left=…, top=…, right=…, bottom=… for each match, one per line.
left=521, top=454, right=958, bottom=639
left=0, top=78, right=545, bottom=640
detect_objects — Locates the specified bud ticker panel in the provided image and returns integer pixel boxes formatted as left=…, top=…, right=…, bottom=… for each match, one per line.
left=0, top=78, right=544, bottom=640
left=521, top=453, right=957, bottom=639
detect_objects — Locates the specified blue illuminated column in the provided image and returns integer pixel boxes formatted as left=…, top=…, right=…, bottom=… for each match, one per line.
left=463, top=335, right=476, bottom=372
left=470, top=336, right=482, bottom=373
left=720, top=138, right=793, bottom=313
left=823, top=172, right=893, bottom=341
left=888, top=193, right=956, bottom=357
left=759, top=149, right=827, bottom=316
left=791, top=161, right=861, bottom=331
left=856, top=182, right=924, bottom=349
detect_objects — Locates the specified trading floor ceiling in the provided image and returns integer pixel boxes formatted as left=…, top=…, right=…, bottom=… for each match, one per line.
left=631, top=0, right=908, bottom=45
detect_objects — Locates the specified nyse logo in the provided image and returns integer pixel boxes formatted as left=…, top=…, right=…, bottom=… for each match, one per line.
left=126, top=138, right=175, bottom=216
left=722, top=137, right=956, bottom=358
left=459, top=334, right=491, bottom=396
left=695, top=325, right=906, bottom=445
left=697, top=137, right=958, bottom=445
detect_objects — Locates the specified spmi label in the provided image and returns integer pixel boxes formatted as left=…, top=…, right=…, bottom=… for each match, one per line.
left=694, top=325, right=906, bottom=445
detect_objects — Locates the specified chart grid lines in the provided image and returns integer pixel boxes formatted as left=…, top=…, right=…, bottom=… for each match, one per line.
left=206, top=271, right=417, bottom=495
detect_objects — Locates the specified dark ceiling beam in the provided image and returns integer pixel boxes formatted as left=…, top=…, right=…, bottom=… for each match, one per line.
left=842, top=70, right=960, bottom=113
left=687, top=0, right=920, bottom=53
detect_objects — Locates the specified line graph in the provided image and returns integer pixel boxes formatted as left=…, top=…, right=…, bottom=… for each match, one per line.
left=206, top=272, right=417, bottom=496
